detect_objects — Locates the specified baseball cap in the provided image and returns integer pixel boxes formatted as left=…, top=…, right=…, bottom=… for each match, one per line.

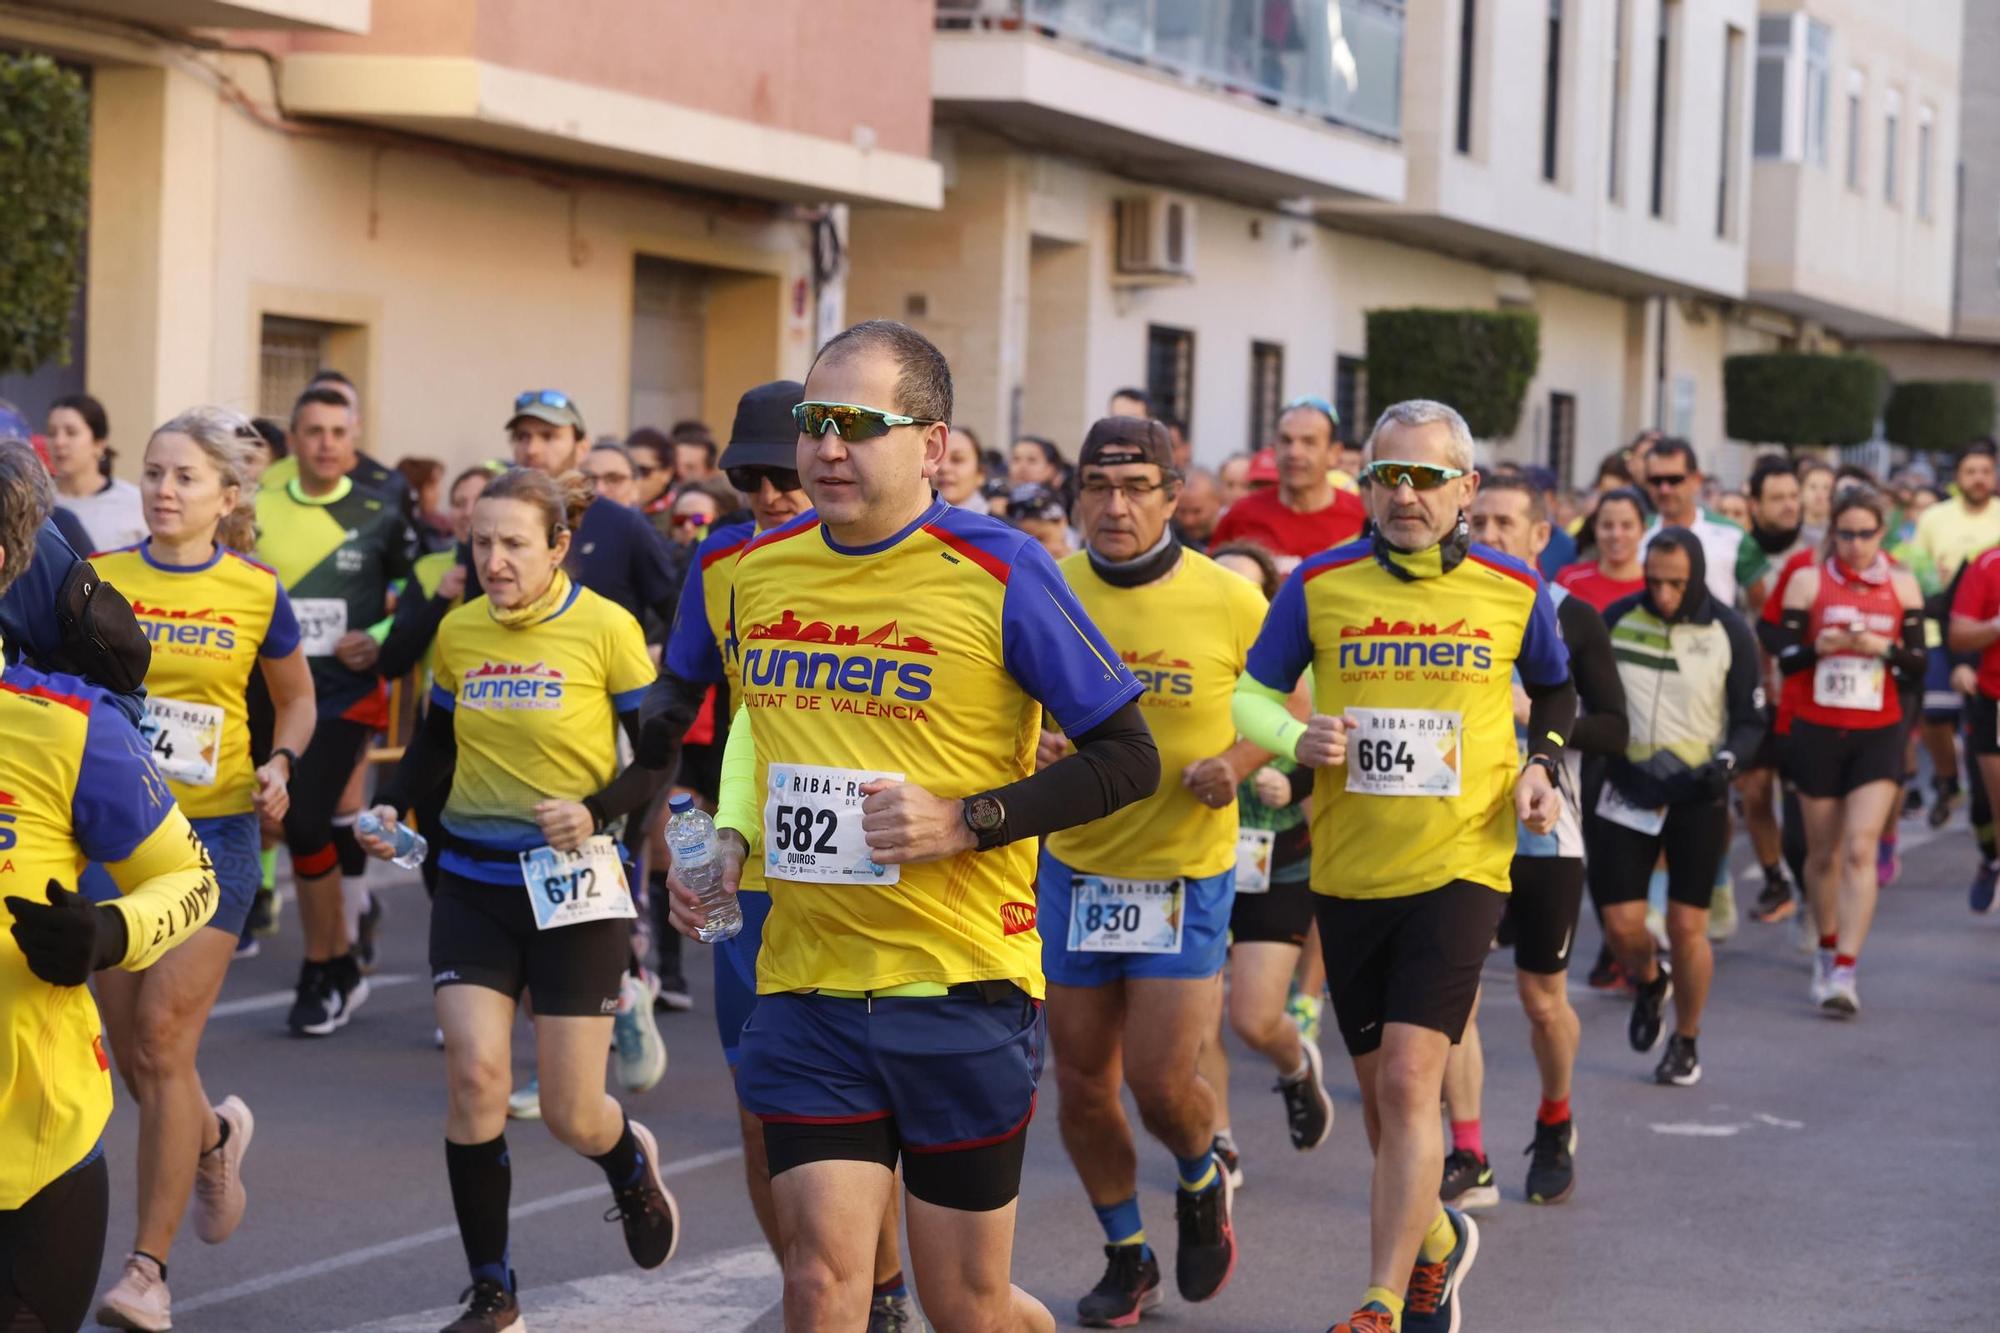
left=717, top=380, right=805, bottom=473
left=1006, top=483, right=1068, bottom=523
left=1079, top=416, right=1176, bottom=474
left=507, top=388, right=586, bottom=435
left=1247, top=447, right=1279, bottom=486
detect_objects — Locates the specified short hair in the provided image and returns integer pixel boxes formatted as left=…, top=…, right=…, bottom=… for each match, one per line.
left=1955, top=438, right=1998, bottom=474
left=1210, top=540, right=1282, bottom=600
left=396, top=456, right=445, bottom=495
left=308, top=368, right=354, bottom=390
left=291, top=385, right=355, bottom=427
left=49, top=393, right=109, bottom=442
left=1110, top=387, right=1153, bottom=414
left=1834, top=462, right=1878, bottom=489
left=810, top=319, right=953, bottom=425
left=1646, top=437, right=1699, bottom=473
left=673, top=436, right=718, bottom=468
left=1477, top=472, right=1547, bottom=523
left=667, top=419, right=714, bottom=446
left=1363, top=399, right=1476, bottom=473
left=588, top=441, right=637, bottom=469
left=1594, top=453, right=1634, bottom=485
left=625, top=426, right=671, bottom=461
left=1747, top=453, right=1799, bottom=500
left=0, top=438, right=55, bottom=601
left=1795, top=455, right=1834, bottom=478
left=249, top=417, right=289, bottom=459
left=1181, top=465, right=1217, bottom=491
left=1014, top=435, right=1064, bottom=468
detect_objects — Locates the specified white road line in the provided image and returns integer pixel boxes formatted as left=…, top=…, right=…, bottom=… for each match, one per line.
left=330, top=1243, right=782, bottom=1333
left=1649, top=1121, right=1744, bottom=1137
left=174, top=1145, right=745, bottom=1315
left=208, top=973, right=416, bottom=1019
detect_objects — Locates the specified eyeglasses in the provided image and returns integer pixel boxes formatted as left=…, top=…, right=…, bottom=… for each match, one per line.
left=1363, top=460, right=1467, bottom=491
left=1833, top=526, right=1882, bottom=542
left=1646, top=473, right=1689, bottom=488
left=793, top=401, right=940, bottom=442
left=1078, top=477, right=1170, bottom=501
left=726, top=465, right=803, bottom=495
left=514, top=389, right=574, bottom=413
left=582, top=470, right=631, bottom=486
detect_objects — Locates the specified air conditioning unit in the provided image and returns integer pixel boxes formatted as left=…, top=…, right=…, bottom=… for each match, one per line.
left=1115, top=193, right=1196, bottom=279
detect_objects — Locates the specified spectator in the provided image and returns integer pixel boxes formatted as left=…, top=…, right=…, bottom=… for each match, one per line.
left=582, top=441, right=642, bottom=509
left=1108, top=386, right=1152, bottom=418
left=1593, top=451, right=1637, bottom=494
left=46, top=393, right=146, bottom=551
left=668, top=420, right=717, bottom=487
left=938, top=426, right=989, bottom=511
left=1009, top=434, right=1065, bottom=488
left=1164, top=417, right=1192, bottom=472
left=623, top=426, right=675, bottom=537
left=1716, top=489, right=1751, bottom=531
left=396, top=455, right=452, bottom=551
left=1797, top=456, right=1835, bottom=532
left=241, top=418, right=287, bottom=490
left=1523, top=465, right=1578, bottom=579
left=1217, top=452, right=1254, bottom=509
left=1005, top=481, right=1073, bottom=560
left=1209, top=539, right=1281, bottom=600
left=668, top=487, right=718, bottom=545
left=1174, top=466, right=1222, bottom=547
left=1206, top=398, right=1365, bottom=571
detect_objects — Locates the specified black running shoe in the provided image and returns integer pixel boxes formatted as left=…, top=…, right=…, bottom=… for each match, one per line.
left=294, top=954, right=370, bottom=1037
left=1654, top=1033, right=1701, bottom=1086
left=1277, top=1039, right=1335, bottom=1151
left=1438, top=1148, right=1498, bottom=1210
left=1751, top=875, right=1795, bottom=924
left=1076, top=1244, right=1162, bottom=1327
left=605, top=1122, right=680, bottom=1269
left=1929, top=778, right=1961, bottom=831
left=1210, top=1134, right=1244, bottom=1190
left=1172, top=1168, right=1236, bottom=1303
left=1628, top=965, right=1672, bottom=1054
left=286, top=961, right=330, bottom=1035
left=439, top=1276, right=521, bottom=1332
left=1901, top=784, right=1923, bottom=819
left=1524, top=1118, right=1576, bottom=1204
left=354, top=893, right=384, bottom=975
left=245, top=887, right=279, bottom=938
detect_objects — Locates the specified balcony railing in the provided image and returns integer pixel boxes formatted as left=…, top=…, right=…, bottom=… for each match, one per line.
left=938, top=0, right=1405, bottom=142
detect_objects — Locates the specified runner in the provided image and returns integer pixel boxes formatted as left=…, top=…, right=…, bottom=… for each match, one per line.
left=1441, top=474, right=1627, bottom=1212
left=0, top=439, right=220, bottom=1333
left=255, top=386, right=418, bottom=1037
left=358, top=467, right=681, bottom=1333
left=1206, top=396, right=1366, bottom=573
left=1234, top=400, right=1576, bottom=1333
left=1036, top=417, right=1310, bottom=1327
left=1947, top=536, right=2000, bottom=913
left=1740, top=457, right=1814, bottom=925
left=83, top=409, right=316, bottom=1331
left=1913, top=442, right=2000, bottom=826
left=667, top=320, right=1158, bottom=1332
left=1593, top=529, right=1765, bottom=1086
left=1771, top=488, right=1925, bottom=1015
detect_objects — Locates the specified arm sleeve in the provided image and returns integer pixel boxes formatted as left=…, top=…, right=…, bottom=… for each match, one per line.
left=1722, top=616, right=1769, bottom=761
left=1773, top=608, right=1818, bottom=675
left=1233, top=673, right=1307, bottom=757
left=373, top=577, right=454, bottom=681
left=262, top=582, right=302, bottom=658
left=1888, top=607, right=1927, bottom=682
left=375, top=688, right=458, bottom=816
left=1559, top=599, right=1628, bottom=757
left=636, top=667, right=711, bottom=770
left=582, top=709, right=673, bottom=831
left=1522, top=675, right=1578, bottom=762
left=99, top=808, right=220, bottom=970
left=970, top=699, right=1159, bottom=846
left=1285, top=761, right=1316, bottom=804
left=714, top=704, right=760, bottom=846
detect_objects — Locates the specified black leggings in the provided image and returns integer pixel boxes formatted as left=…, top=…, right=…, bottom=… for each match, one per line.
left=0, top=1154, right=108, bottom=1333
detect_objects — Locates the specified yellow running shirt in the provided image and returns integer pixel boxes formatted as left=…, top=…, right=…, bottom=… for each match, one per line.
left=1913, top=495, right=2000, bottom=585
left=1045, top=549, right=1268, bottom=879
left=1242, top=538, right=1570, bottom=900
left=428, top=574, right=656, bottom=884
left=726, top=499, right=1141, bottom=998
left=0, top=660, right=219, bottom=1208
left=91, top=543, right=300, bottom=819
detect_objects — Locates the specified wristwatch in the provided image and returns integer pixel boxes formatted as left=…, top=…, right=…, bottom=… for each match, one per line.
left=962, top=794, right=1007, bottom=852
left=1525, top=754, right=1561, bottom=782
left=269, top=746, right=300, bottom=775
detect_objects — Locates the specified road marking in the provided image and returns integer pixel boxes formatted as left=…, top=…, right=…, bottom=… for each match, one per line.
left=1649, top=1122, right=1743, bottom=1137
left=330, top=1243, right=782, bottom=1332
left=208, top=973, right=417, bottom=1019
left=1753, top=1112, right=1804, bottom=1129
left=175, top=1145, right=745, bottom=1314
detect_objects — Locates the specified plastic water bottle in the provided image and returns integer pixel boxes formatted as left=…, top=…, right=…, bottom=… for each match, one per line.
left=667, top=794, right=741, bottom=943
left=357, top=810, right=427, bottom=871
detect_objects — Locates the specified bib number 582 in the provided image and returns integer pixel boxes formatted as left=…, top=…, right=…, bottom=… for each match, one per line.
left=771, top=804, right=838, bottom=854
left=1353, top=738, right=1417, bottom=776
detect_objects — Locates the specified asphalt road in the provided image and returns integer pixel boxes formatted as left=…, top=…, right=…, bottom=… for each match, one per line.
left=86, top=818, right=1999, bottom=1333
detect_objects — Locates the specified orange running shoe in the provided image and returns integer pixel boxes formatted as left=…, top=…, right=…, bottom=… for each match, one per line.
left=1326, top=1302, right=1397, bottom=1333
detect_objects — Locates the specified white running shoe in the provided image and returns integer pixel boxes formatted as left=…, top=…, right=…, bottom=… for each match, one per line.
left=193, top=1094, right=254, bottom=1244
left=1809, top=949, right=1835, bottom=1007
left=1821, top=964, right=1859, bottom=1017
left=1707, top=873, right=1738, bottom=941
left=507, top=1077, right=543, bottom=1121
left=614, top=972, right=668, bottom=1093
left=96, top=1253, right=171, bottom=1332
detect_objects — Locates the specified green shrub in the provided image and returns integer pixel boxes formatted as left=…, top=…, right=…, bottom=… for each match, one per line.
left=1882, top=380, right=1996, bottom=455
left=1363, top=309, right=1541, bottom=440
left=0, top=54, right=91, bottom=377
left=1723, top=353, right=1883, bottom=446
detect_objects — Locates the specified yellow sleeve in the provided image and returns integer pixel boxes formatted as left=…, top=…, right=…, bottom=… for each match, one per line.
left=1234, top=673, right=1306, bottom=757
left=714, top=705, right=760, bottom=848
left=101, top=807, right=220, bottom=970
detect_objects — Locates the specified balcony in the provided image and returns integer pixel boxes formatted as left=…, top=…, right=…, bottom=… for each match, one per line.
left=934, top=0, right=1405, bottom=204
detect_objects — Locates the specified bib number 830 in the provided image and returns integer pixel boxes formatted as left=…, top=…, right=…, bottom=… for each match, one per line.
left=1353, top=738, right=1418, bottom=776
left=1079, top=902, right=1142, bottom=934
left=771, top=804, right=839, bottom=854
left=540, top=865, right=599, bottom=907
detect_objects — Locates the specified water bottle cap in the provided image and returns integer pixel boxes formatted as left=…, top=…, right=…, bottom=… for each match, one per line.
left=668, top=794, right=693, bottom=813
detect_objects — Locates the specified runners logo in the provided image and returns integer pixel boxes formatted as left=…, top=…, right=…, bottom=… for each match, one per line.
left=1000, top=901, right=1037, bottom=936
left=132, top=601, right=239, bottom=650
left=1337, top=616, right=1494, bottom=674
left=1122, top=648, right=1194, bottom=700
left=740, top=610, right=937, bottom=704
left=460, top=660, right=566, bottom=709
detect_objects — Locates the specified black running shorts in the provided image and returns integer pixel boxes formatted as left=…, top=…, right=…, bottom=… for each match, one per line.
left=1586, top=797, right=1728, bottom=911
left=1507, top=856, right=1584, bottom=975
left=1783, top=718, right=1907, bottom=799
left=1312, top=880, right=1505, bottom=1058
left=0, top=1152, right=108, bottom=1333
left=429, top=868, right=628, bottom=1016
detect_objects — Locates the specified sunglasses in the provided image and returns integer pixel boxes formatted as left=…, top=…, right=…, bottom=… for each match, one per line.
left=726, top=464, right=803, bottom=495
left=672, top=512, right=710, bottom=527
left=1833, top=526, right=1882, bottom=542
left=514, top=389, right=574, bottom=413
left=793, top=401, right=940, bottom=442
left=1646, top=473, right=1689, bottom=488
left=1284, top=394, right=1340, bottom=427
left=1363, top=460, right=1467, bottom=491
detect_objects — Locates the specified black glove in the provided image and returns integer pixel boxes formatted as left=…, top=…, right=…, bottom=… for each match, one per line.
left=6, top=879, right=129, bottom=986
left=1691, top=758, right=1735, bottom=803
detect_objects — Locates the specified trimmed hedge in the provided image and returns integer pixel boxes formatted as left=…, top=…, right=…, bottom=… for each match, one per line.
left=1882, top=380, right=1996, bottom=454
left=1363, top=308, right=1541, bottom=440
left=0, top=54, right=90, bottom=377
left=1723, top=353, right=1883, bottom=446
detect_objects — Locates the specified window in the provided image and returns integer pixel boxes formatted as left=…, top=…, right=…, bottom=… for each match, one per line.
left=1335, top=355, right=1368, bottom=445
left=1248, top=342, right=1285, bottom=451
left=1455, top=0, right=1477, bottom=155
left=1718, top=25, right=1743, bottom=238
left=1650, top=0, right=1677, bottom=218
left=1917, top=104, right=1934, bottom=219
left=1752, top=15, right=1790, bottom=158
left=1609, top=0, right=1629, bottom=199
left=1547, top=392, right=1577, bottom=491
left=1802, top=19, right=1830, bottom=166
left=1146, top=325, right=1194, bottom=429
left=259, top=316, right=337, bottom=416
left=1542, top=0, right=1563, bottom=182
left=1845, top=70, right=1864, bottom=190
left=1883, top=87, right=1900, bottom=204
left=1753, top=15, right=1830, bottom=166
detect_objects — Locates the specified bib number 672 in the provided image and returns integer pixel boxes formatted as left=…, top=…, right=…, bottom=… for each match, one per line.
left=541, top=865, right=598, bottom=907
left=772, top=804, right=838, bottom=854
left=1353, top=738, right=1417, bottom=776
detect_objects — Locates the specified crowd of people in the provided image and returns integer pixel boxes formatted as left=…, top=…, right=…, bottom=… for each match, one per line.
left=0, top=319, right=1993, bottom=1333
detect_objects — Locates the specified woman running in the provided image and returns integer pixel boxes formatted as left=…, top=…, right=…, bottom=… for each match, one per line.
left=358, top=467, right=679, bottom=1333
left=88, top=406, right=317, bottom=1332
left=1556, top=486, right=1648, bottom=612
left=1772, top=487, right=1925, bottom=1016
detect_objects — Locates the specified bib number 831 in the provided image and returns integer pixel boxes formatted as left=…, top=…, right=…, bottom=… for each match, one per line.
left=1353, top=738, right=1417, bottom=776
left=1080, top=902, right=1142, bottom=934
left=771, top=804, right=838, bottom=854
left=541, top=865, right=599, bottom=907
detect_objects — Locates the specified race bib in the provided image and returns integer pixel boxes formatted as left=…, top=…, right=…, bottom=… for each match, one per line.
left=140, top=696, right=223, bottom=788
left=1068, top=876, right=1184, bottom=953
left=762, top=762, right=902, bottom=885
left=293, top=598, right=349, bottom=657
left=1344, top=708, right=1463, bottom=797
left=1596, top=782, right=1666, bottom=836
left=1813, top=655, right=1885, bottom=712
left=1234, top=828, right=1276, bottom=895
left=521, top=835, right=636, bottom=931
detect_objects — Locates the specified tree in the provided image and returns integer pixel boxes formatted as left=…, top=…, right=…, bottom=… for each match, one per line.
left=1363, top=309, right=1541, bottom=439
left=1882, top=380, right=1996, bottom=456
left=1722, top=353, right=1883, bottom=447
left=0, top=54, right=91, bottom=377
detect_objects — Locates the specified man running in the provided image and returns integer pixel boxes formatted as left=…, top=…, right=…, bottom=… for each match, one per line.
left=1914, top=441, right=2000, bottom=825
left=1442, top=475, right=1626, bottom=1211
left=1740, top=457, right=1814, bottom=923
left=1036, top=417, right=1314, bottom=1326
left=1207, top=396, right=1366, bottom=573
left=1234, top=400, right=1576, bottom=1333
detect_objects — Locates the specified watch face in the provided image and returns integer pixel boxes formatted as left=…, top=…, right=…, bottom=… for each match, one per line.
left=968, top=797, right=1004, bottom=832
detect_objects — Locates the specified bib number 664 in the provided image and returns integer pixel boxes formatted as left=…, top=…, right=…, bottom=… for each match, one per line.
left=1352, top=737, right=1417, bottom=776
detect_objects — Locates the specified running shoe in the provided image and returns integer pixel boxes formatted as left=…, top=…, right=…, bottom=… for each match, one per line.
left=1654, top=1033, right=1701, bottom=1086
left=1810, top=949, right=1835, bottom=1007
left=653, top=973, right=695, bottom=1013
left=507, top=1078, right=542, bottom=1121
left=1929, top=778, right=1961, bottom=831
left=1211, top=1134, right=1244, bottom=1190
left=247, top=884, right=281, bottom=937
left=1821, top=964, right=1859, bottom=1018
left=867, top=1290, right=925, bottom=1332
left=1172, top=1165, right=1236, bottom=1302
left=193, top=1095, right=254, bottom=1244
left=1628, top=965, right=1672, bottom=1054
left=1402, top=1207, right=1479, bottom=1333
left=1076, top=1244, right=1162, bottom=1328
left=286, top=960, right=330, bottom=1036
left=233, top=935, right=261, bottom=959
left=1585, top=945, right=1627, bottom=993
left=96, top=1253, right=171, bottom=1332
left=1970, top=860, right=1999, bottom=914
left=604, top=1121, right=680, bottom=1269
left=292, top=954, right=371, bottom=1037
left=440, top=1275, right=522, bottom=1332
left=1901, top=784, right=1923, bottom=819
left=1524, top=1117, right=1576, bottom=1205
left=1287, top=991, right=1322, bottom=1044
left=1795, top=905, right=1818, bottom=954
left=1278, top=1038, right=1335, bottom=1151
left=1707, top=873, right=1738, bottom=941
left=1751, top=874, right=1796, bottom=924
left=614, top=971, right=669, bottom=1093
left=1876, top=838, right=1901, bottom=889
left=1325, top=1303, right=1397, bottom=1333
left=354, top=891, right=384, bottom=975
left=1438, top=1149, right=1498, bottom=1211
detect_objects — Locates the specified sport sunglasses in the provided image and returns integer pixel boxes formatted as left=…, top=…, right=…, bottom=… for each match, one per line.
left=793, top=401, right=941, bottom=442
left=726, top=464, right=803, bottom=495
left=514, top=389, right=575, bottom=413
left=1363, top=459, right=1467, bottom=491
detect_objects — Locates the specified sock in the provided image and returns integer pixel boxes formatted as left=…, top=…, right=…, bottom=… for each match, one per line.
left=1449, top=1119, right=1483, bottom=1161
left=1279, top=1054, right=1310, bottom=1085
left=259, top=846, right=277, bottom=891
left=1536, top=1097, right=1570, bottom=1127
left=1360, top=1286, right=1405, bottom=1323
left=1213, top=1126, right=1237, bottom=1152
left=445, top=1136, right=512, bottom=1290
left=1834, top=953, right=1856, bottom=969
left=1174, top=1147, right=1218, bottom=1194
left=1420, top=1208, right=1459, bottom=1264
left=1091, top=1195, right=1147, bottom=1249
left=1819, top=933, right=1838, bottom=951
left=873, top=1271, right=910, bottom=1301
left=1761, top=860, right=1789, bottom=887
left=589, top=1117, right=648, bottom=1191
left=132, top=1250, right=167, bottom=1281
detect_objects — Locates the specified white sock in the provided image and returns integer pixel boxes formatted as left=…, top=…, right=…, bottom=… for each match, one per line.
left=341, top=876, right=369, bottom=946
